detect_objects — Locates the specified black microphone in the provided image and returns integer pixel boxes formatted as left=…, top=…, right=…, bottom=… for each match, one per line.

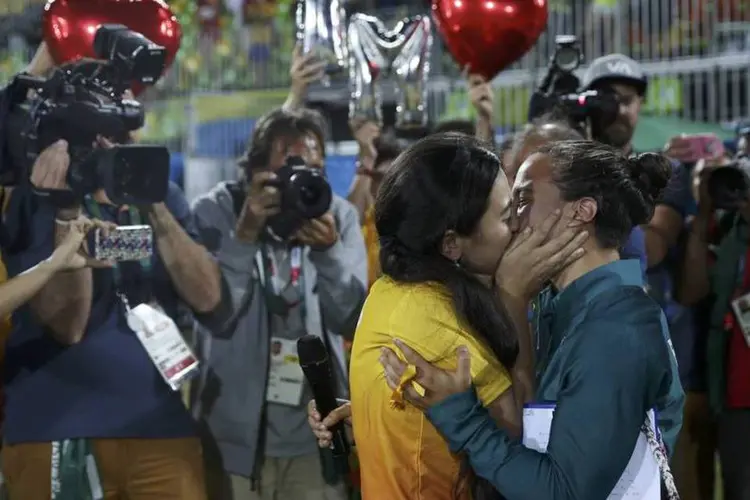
left=297, top=335, right=350, bottom=458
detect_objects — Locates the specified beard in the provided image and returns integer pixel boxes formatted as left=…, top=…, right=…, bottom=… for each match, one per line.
left=595, top=118, right=634, bottom=149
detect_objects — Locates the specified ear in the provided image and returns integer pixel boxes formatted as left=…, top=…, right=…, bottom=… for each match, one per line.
left=440, top=230, right=463, bottom=263
left=570, top=198, right=597, bottom=226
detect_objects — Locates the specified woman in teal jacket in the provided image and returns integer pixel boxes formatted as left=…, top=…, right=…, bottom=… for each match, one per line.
left=380, top=140, right=685, bottom=500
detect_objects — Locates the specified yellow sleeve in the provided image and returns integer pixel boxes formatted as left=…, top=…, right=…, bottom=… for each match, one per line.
left=389, top=287, right=512, bottom=406
left=464, top=338, right=512, bottom=406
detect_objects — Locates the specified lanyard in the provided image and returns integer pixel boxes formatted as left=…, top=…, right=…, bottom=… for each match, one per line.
left=84, top=197, right=152, bottom=285
left=260, top=245, right=306, bottom=320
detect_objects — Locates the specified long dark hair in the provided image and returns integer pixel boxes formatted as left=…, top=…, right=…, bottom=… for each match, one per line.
left=375, top=132, right=517, bottom=500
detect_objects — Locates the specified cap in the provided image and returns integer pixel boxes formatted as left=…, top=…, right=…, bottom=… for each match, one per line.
left=582, top=54, right=648, bottom=95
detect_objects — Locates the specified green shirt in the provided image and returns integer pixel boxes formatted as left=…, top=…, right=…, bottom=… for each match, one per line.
left=426, top=259, right=685, bottom=499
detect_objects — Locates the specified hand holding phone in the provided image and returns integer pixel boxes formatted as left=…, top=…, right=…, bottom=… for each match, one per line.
left=664, top=134, right=725, bottom=164
left=94, top=225, right=154, bottom=262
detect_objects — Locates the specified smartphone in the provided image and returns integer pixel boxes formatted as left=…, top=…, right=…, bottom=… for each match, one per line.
left=683, top=134, right=725, bottom=163
left=94, top=225, right=154, bottom=262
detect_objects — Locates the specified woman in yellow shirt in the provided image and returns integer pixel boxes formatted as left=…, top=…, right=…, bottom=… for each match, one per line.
left=349, top=133, right=521, bottom=500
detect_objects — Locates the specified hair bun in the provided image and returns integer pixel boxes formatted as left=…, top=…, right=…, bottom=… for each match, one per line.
left=628, top=152, right=672, bottom=203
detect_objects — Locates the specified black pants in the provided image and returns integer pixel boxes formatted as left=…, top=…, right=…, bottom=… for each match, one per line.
left=718, top=409, right=750, bottom=500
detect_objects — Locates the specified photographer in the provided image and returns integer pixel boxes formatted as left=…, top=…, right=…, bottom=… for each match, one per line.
left=678, top=140, right=750, bottom=500
left=191, top=107, right=367, bottom=500
left=0, top=65, right=221, bottom=497
left=582, top=54, right=692, bottom=269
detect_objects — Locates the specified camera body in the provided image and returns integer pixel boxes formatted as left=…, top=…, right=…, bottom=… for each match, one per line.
left=3, top=24, right=170, bottom=206
left=528, top=35, right=619, bottom=132
left=706, top=123, right=750, bottom=210
left=263, top=156, right=333, bottom=242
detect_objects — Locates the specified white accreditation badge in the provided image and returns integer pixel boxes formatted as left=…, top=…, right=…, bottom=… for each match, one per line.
left=266, top=337, right=305, bottom=406
left=126, top=302, right=200, bottom=390
left=731, top=292, right=750, bottom=347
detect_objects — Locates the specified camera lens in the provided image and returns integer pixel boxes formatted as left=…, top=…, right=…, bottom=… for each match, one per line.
left=299, top=185, right=320, bottom=206
left=555, top=46, right=580, bottom=72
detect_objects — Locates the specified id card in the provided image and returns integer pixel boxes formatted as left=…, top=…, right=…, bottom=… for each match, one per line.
left=731, top=293, right=750, bottom=347
left=266, top=337, right=305, bottom=406
left=126, top=303, right=199, bottom=390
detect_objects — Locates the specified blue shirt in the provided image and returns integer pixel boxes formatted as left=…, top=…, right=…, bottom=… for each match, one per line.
left=3, top=182, right=198, bottom=443
left=646, top=161, right=696, bottom=388
left=426, top=260, right=685, bottom=500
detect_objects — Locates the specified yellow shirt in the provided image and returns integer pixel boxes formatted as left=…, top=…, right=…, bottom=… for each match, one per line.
left=361, top=207, right=380, bottom=289
left=350, top=278, right=512, bottom=500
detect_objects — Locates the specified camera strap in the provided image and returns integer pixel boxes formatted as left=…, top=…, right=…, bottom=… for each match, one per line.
left=83, top=198, right=152, bottom=285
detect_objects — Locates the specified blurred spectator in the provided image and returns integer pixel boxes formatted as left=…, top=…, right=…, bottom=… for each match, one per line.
left=678, top=156, right=750, bottom=500
left=198, top=0, right=226, bottom=41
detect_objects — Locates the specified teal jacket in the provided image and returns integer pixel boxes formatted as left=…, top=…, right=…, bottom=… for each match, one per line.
left=426, top=260, right=685, bottom=500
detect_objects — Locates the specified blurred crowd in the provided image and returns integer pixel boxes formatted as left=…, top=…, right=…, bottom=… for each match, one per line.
left=0, top=0, right=747, bottom=94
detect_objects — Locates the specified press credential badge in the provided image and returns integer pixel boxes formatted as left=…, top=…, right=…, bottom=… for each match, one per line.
left=126, top=303, right=199, bottom=390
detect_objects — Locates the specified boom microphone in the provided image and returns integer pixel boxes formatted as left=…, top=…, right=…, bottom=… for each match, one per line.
left=297, top=335, right=350, bottom=458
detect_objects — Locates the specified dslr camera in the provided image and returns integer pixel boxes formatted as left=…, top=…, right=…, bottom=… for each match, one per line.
left=3, top=24, right=171, bottom=207
left=706, top=122, right=750, bottom=210
left=528, top=35, right=619, bottom=132
left=263, top=156, right=333, bottom=242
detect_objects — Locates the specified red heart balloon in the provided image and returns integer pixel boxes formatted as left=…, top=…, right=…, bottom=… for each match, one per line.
left=42, top=0, right=181, bottom=95
left=432, top=0, right=548, bottom=80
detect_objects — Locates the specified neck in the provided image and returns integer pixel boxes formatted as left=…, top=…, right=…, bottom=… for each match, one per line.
left=551, top=245, right=619, bottom=291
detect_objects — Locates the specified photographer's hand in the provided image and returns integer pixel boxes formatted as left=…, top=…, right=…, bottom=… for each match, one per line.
left=467, top=74, right=494, bottom=143
left=25, top=42, right=55, bottom=77
left=295, top=213, right=338, bottom=249
left=236, top=172, right=281, bottom=243
left=30, top=140, right=71, bottom=191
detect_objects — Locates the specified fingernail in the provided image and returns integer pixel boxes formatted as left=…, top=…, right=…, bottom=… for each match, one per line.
left=523, top=227, right=532, bottom=235
left=579, top=230, right=589, bottom=238
left=574, top=248, right=585, bottom=256
left=393, top=339, right=403, bottom=348
left=458, top=346, right=469, bottom=355
left=553, top=209, right=561, bottom=215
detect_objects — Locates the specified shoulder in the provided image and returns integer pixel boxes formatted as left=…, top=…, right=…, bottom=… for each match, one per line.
left=330, top=194, right=359, bottom=227
left=365, top=279, right=460, bottom=340
left=190, top=182, right=234, bottom=222
left=572, top=289, right=669, bottom=370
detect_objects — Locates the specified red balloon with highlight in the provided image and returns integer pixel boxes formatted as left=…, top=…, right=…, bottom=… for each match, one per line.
left=42, top=0, right=182, bottom=95
left=431, top=0, right=548, bottom=80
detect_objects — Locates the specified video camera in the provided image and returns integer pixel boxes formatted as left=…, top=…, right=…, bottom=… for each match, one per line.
left=528, top=35, right=619, bottom=133
left=706, top=122, right=750, bottom=210
left=3, top=24, right=171, bottom=207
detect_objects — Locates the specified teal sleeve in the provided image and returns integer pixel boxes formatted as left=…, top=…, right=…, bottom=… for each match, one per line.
left=656, top=313, right=685, bottom=456
left=426, top=321, right=654, bottom=500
